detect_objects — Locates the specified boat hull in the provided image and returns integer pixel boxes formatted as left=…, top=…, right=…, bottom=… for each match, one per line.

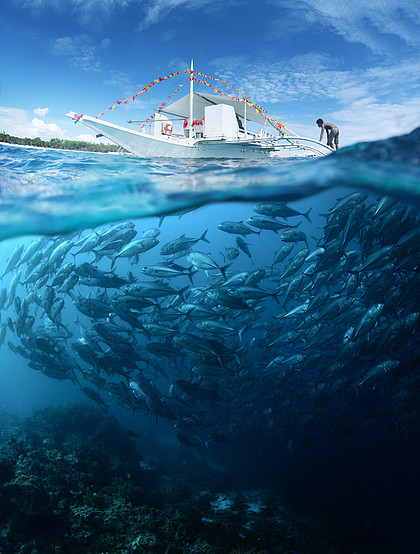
left=66, top=113, right=331, bottom=158
left=67, top=114, right=274, bottom=159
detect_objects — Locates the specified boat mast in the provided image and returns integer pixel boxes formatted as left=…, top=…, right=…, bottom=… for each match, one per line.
left=189, top=59, right=194, bottom=137
left=244, top=98, right=247, bottom=137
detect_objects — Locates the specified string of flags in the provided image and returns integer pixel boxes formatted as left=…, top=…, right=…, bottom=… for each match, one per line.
left=95, top=71, right=183, bottom=118
left=187, top=69, right=285, bottom=132
left=191, top=76, right=284, bottom=132
left=189, top=70, right=266, bottom=113
left=140, top=84, right=184, bottom=130
left=93, top=68, right=285, bottom=132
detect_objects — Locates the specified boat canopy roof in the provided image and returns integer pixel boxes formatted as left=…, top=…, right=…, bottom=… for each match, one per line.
left=161, top=92, right=269, bottom=125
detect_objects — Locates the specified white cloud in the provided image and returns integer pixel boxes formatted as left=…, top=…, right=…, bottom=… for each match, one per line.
left=14, top=0, right=240, bottom=30
left=0, top=106, right=67, bottom=140
left=74, top=133, right=113, bottom=144
left=50, top=34, right=101, bottom=72
left=100, top=38, right=111, bottom=49
left=208, top=55, right=420, bottom=144
left=138, top=0, right=241, bottom=30
left=103, top=70, right=134, bottom=90
left=0, top=106, right=115, bottom=143
left=34, top=107, right=49, bottom=117
left=312, top=0, right=420, bottom=51
left=270, top=0, right=420, bottom=54
left=209, top=54, right=342, bottom=103
left=210, top=54, right=420, bottom=105
left=331, top=97, right=420, bottom=143
left=290, top=97, right=420, bottom=146
left=102, top=71, right=157, bottom=107
left=13, top=0, right=420, bottom=49
left=168, top=57, right=190, bottom=71
left=138, top=0, right=188, bottom=29
left=15, top=1, right=131, bottom=28
left=32, top=118, right=64, bottom=137
left=74, top=0, right=131, bottom=26
left=268, top=1, right=322, bottom=38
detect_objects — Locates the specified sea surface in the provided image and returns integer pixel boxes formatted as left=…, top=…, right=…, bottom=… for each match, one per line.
left=0, top=129, right=419, bottom=553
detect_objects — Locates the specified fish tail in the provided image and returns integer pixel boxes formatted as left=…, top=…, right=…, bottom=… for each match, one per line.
left=349, top=269, right=360, bottom=287
left=188, top=268, right=198, bottom=285
left=303, top=208, right=312, bottom=223
left=238, top=325, right=247, bottom=343
left=178, top=285, right=189, bottom=301
left=200, top=229, right=210, bottom=243
left=272, top=291, right=281, bottom=305
left=219, top=263, right=231, bottom=281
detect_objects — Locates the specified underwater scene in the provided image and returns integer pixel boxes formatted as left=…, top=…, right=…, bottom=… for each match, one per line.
left=0, top=129, right=419, bottom=553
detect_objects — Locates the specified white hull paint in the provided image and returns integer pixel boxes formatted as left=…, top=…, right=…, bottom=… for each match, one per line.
left=68, top=114, right=272, bottom=159
left=67, top=113, right=332, bottom=159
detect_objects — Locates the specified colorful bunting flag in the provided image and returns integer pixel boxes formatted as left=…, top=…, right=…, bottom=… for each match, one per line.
left=94, top=68, right=284, bottom=131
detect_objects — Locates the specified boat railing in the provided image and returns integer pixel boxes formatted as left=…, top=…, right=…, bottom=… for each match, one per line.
left=126, top=116, right=331, bottom=155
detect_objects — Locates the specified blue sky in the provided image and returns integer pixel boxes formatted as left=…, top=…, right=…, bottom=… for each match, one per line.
left=1, top=0, right=419, bottom=146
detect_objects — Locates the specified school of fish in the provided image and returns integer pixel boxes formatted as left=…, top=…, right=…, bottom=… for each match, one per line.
left=1, top=191, right=419, bottom=448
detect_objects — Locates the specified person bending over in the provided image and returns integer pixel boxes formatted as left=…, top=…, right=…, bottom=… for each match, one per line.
left=316, top=118, right=339, bottom=150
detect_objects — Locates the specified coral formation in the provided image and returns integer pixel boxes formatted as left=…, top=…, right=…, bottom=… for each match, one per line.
left=0, top=404, right=351, bottom=553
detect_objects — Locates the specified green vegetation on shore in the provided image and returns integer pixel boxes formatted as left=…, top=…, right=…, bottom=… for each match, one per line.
left=0, top=131, right=123, bottom=153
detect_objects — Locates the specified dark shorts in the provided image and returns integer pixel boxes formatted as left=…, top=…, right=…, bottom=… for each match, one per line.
left=327, top=126, right=339, bottom=147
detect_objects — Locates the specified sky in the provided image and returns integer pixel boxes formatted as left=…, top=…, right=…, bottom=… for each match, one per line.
left=1, top=0, right=420, bottom=146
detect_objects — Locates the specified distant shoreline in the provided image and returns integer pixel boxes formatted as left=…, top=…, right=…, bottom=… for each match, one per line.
left=0, top=141, right=125, bottom=155
left=0, top=133, right=124, bottom=154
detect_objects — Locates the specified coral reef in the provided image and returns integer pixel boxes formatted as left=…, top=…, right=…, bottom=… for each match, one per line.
left=0, top=404, right=343, bottom=553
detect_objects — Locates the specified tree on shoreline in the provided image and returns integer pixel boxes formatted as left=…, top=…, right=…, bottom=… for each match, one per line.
left=0, top=131, right=124, bottom=153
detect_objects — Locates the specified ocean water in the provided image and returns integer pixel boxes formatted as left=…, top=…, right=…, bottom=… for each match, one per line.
left=0, top=128, right=419, bottom=553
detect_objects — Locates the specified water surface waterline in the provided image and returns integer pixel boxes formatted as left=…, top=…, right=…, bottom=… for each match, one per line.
left=1, top=127, right=420, bottom=240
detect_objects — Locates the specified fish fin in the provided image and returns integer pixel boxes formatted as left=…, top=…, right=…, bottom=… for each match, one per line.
left=272, top=292, right=281, bottom=305
left=178, top=285, right=189, bottom=301
left=303, top=208, right=312, bottom=223
left=238, top=325, right=247, bottom=343
left=188, top=269, right=198, bottom=285
left=200, top=229, right=210, bottom=243
left=349, top=269, right=360, bottom=287
left=219, top=264, right=231, bottom=281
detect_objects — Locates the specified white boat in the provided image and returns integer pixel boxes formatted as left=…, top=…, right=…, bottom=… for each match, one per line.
left=66, top=63, right=332, bottom=159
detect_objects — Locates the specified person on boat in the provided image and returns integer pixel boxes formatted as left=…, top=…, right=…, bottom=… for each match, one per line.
left=316, top=119, right=339, bottom=150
